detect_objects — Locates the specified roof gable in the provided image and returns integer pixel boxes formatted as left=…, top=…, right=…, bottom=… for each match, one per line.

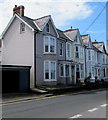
left=64, top=29, right=78, bottom=41
left=81, top=34, right=93, bottom=48
left=92, top=42, right=107, bottom=53
left=34, top=15, right=59, bottom=37
left=1, top=14, right=39, bottom=38
left=56, top=29, right=69, bottom=40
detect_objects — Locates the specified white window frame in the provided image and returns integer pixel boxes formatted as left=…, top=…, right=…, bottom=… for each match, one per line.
left=44, top=36, right=56, bottom=54
left=44, top=60, right=56, bottom=81
left=59, top=64, right=71, bottom=77
left=66, top=42, right=72, bottom=58
left=59, top=42, right=63, bottom=56
left=75, top=46, right=79, bottom=58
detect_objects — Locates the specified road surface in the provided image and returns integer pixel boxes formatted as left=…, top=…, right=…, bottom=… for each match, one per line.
left=2, top=89, right=108, bottom=119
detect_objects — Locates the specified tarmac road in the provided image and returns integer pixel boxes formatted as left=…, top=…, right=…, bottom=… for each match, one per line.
left=2, top=89, right=107, bottom=119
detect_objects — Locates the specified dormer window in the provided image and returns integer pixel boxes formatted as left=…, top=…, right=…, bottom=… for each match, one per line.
left=46, top=23, right=50, bottom=33
left=20, top=22, right=25, bottom=33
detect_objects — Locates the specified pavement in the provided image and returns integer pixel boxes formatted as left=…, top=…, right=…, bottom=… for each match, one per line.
left=1, top=84, right=84, bottom=104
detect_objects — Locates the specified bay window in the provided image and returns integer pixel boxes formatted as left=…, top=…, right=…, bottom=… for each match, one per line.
left=60, top=64, right=71, bottom=77
left=44, top=61, right=56, bottom=81
left=44, top=36, right=56, bottom=54
left=66, top=42, right=71, bottom=58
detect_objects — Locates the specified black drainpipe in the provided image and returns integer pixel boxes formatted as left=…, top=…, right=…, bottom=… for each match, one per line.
left=34, top=30, right=39, bottom=88
left=65, top=39, right=67, bottom=85
left=84, top=45, right=87, bottom=77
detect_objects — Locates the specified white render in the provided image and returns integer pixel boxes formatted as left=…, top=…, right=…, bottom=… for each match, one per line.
left=2, top=16, right=35, bottom=88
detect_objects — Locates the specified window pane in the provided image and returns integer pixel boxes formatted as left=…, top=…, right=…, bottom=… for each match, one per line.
left=76, top=46, right=78, bottom=51
left=50, top=38, right=55, bottom=53
left=51, top=62, right=55, bottom=79
left=45, top=61, right=49, bottom=79
left=46, top=23, right=49, bottom=32
left=45, top=46, right=48, bottom=52
left=45, top=37, right=49, bottom=52
left=76, top=65, right=79, bottom=71
left=67, top=43, right=71, bottom=58
left=76, top=52, right=79, bottom=58
left=81, top=64, right=83, bottom=70
left=59, top=43, right=63, bottom=55
left=50, top=46, right=54, bottom=52
left=51, top=72, right=55, bottom=79
left=45, top=73, right=49, bottom=79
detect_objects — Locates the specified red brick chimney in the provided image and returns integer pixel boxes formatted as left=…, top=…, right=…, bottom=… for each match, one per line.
left=13, top=5, right=25, bottom=16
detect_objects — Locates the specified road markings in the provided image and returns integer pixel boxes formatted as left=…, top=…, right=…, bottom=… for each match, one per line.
left=88, top=108, right=98, bottom=112
left=0, top=88, right=106, bottom=106
left=100, top=104, right=108, bottom=107
left=0, top=95, right=61, bottom=106
left=69, top=114, right=82, bottom=119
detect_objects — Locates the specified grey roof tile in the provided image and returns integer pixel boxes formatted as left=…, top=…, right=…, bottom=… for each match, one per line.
left=18, top=14, right=39, bottom=31
left=81, top=34, right=89, bottom=46
left=56, top=29, right=69, bottom=40
left=63, top=29, right=78, bottom=41
left=34, top=15, right=51, bottom=31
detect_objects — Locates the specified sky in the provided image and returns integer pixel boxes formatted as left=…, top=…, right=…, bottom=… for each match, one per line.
left=0, top=0, right=107, bottom=47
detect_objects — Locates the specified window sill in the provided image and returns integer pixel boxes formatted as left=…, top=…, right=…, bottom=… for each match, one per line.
left=43, top=53, right=56, bottom=55
left=44, top=79, right=57, bottom=82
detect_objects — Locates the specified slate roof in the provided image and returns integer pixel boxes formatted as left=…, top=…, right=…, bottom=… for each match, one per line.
left=56, top=29, right=69, bottom=40
left=34, top=15, right=51, bottom=31
left=63, top=29, right=78, bottom=41
left=18, top=14, right=51, bottom=31
left=92, top=42, right=103, bottom=52
left=92, top=41, right=107, bottom=53
left=81, top=34, right=89, bottom=46
left=18, top=14, right=39, bottom=31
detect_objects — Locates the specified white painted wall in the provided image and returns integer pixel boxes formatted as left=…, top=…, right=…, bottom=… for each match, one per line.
left=2, top=17, right=34, bottom=88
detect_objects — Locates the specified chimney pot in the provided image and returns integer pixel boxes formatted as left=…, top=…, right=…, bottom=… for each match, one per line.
left=13, top=5, right=25, bottom=16
left=70, top=26, right=72, bottom=29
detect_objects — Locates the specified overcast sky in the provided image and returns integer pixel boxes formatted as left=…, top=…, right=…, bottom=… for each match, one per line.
left=0, top=0, right=107, bottom=46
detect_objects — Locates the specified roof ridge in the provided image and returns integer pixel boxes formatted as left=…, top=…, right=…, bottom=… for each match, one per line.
left=23, top=16, right=34, bottom=20
left=81, top=34, right=89, bottom=36
left=64, top=28, right=78, bottom=33
left=56, top=28, right=63, bottom=32
left=34, top=15, right=51, bottom=20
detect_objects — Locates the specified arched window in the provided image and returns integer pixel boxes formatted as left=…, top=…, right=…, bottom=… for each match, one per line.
left=46, top=23, right=50, bottom=33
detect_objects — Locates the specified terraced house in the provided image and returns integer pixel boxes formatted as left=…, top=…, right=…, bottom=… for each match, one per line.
left=92, top=41, right=108, bottom=81
left=1, top=5, right=108, bottom=93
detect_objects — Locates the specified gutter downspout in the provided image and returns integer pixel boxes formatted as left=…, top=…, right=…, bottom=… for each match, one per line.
left=34, top=30, right=39, bottom=88
left=84, top=46, right=87, bottom=77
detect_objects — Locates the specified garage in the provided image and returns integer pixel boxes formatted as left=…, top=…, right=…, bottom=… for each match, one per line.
left=1, top=65, right=31, bottom=94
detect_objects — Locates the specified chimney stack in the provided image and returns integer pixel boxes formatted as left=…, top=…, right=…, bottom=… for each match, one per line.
left=13, top=5, right=25, bottom=16
left=70, top=26, right=72, bottom=29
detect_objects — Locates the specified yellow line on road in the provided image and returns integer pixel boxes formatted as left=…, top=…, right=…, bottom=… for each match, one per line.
left=0, top=88, right=106, bottom=106
left=0, top=95, right=60, bottom=106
